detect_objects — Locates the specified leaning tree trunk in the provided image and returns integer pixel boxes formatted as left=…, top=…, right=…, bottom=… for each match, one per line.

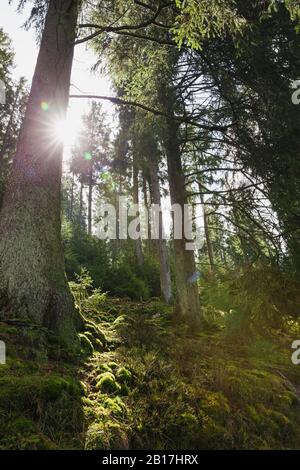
left=160, top=88, right=201, bottom=328
left=0, top=0, right=80, bottom=347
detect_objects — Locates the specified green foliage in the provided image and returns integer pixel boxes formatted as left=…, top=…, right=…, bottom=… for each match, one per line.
left=106, top=262, right=150, bottom=300
left=63, top=221, right=160, bottom=300
left=63, top=222, right=111, bottom=292
left=199, top=264, right=300, bottom=334
left=231, top=264, right=300, bottom=330
left=172, top=0, right=249, bottom=50
left=69, top=267, right=106, bottom=313
left=172, top=0, right=300, bottom=51
left=200, top=275, right=233, bottom=314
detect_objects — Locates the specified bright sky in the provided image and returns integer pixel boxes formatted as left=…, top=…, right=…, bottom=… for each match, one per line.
left=1, top=0, right=114, bottom=156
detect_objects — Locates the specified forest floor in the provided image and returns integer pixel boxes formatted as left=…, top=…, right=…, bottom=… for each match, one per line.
left=0, top=296, right=300, bottom=450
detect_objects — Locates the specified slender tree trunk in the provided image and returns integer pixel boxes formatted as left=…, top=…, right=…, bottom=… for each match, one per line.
left=112, top=176, right=122, bottom=266
left=70, top=172, right=75, bottom=220
left=160, top=87, right=201, bottom=328
left=79, top=179, right=84, bottom=225
left=133, top=165, right=144, bottom=268
left=142, top=171, right=151, bottom=254
left=199, top=189, right=215, bottom=274
left=88, top=164, right=93, bottom=236
left=149, top=154, right=172, bottom=304
left=0, top=0, right=80, bottom=347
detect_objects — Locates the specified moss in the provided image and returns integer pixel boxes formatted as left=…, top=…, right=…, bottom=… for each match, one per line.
left=108, top=423, right=129, bottom=450
left=85, top=423, right=110, bottom=450
left=85, top=421, right=129, bottom=450
left=79, top=333, right=94, bottom=355
left=3, top=295, right=300, bottom=451
left=120, top=384, right=130, bottom=396
left=103, top=397, right=128, bottom=417
left=42, top=376, right=84, bottom=400
left=85, top=321, right=106, bottom=345
left=0, top=370, right=85, bottom=450
left=0, top=374, right=84, bottom=408
left=98, top=363, right=113, bottom=373
left=116, top=367, right=132, bottom=384
left=96, top=372, right=121, bottom=394
left=107, top=362, right=118, bottom=370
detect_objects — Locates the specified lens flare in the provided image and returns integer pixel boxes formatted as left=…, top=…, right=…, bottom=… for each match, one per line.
left=41, top=101, right=49, bottom=112
left=84, top=152, right=92, bottom=161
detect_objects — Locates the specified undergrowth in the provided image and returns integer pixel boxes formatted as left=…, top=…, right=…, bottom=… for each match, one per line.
left=0, top=269, right=300, bottom=449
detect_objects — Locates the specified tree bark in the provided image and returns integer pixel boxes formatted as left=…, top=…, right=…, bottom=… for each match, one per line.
left=133, top=165, right=144, bottom=268
left=199, top=189, right=215, bottom=274
left=0, top=0, right=80, bottom=347
left=79, top=179, right=84, bottom=225
left=150, top=156, right=172, bottom=304
left=142, top=171, right=151, bottom=254
left=149, top=153, right=172, bottom=304
left=70, top=171, right=75, bottom=220
left=0, top=78, right=25, bottom=167
left=88, top=163, right=93, bottom=236
left=160, top=87, right=201, bottom=328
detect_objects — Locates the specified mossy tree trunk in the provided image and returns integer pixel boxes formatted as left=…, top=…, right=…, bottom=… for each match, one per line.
left=0, top=0, right=80, bottom=346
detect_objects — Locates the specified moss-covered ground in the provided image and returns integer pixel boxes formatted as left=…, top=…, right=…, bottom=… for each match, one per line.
left=0, top=297, right=300, bottom=450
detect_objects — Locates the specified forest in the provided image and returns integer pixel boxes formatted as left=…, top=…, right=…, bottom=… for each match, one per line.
left=0, top=0, right=300, bottom=453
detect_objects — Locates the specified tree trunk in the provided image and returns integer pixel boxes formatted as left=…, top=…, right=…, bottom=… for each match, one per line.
left=149, top=153, right=172, bottom=304
left=199, top=189, right=215, bottom=274
left=70, top=172, right=75, bottom=220
left=88, top=164, right=93, bottom=236
left=79, top=179, right=84, bottom=225
left=112, top=176, right=122, bottom=266
left=142, top=171, right=151, bottom=254
left=0, top=78, right=24, bottom=166
left=160, top=88, right=201, bottom=328
left=0, top=0, right=80, bottom=347
left=133, top=165, right=144, bottom=269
